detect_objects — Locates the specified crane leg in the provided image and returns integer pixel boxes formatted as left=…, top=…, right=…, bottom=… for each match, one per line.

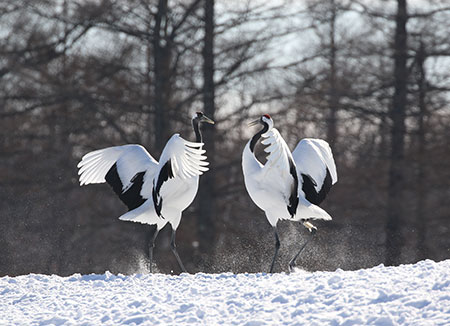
left=288, top=221, right=317, bottom=272
left=148, top=227, right=160, bottom=273
left=269, top=226, right=281, bottom=273
left=170, top=229, right=187, bottom=273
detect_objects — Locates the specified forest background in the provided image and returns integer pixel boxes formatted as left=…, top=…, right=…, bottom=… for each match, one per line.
left=1, top=0, right=449, bottom=276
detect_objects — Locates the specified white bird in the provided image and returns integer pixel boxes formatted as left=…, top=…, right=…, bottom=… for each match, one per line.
left=77, top=112, right=215, bottom=273
left=242, top=114, right=337, bottom=273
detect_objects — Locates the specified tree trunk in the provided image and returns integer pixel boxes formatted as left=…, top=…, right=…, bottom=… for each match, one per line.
left=386, top=0, right=408, bottom=266
left=415, top=41, right=428, bottom=261
left=197, top=0, right=216, bottom=254
left=327, top=0, right=338, bottom=152
left=153, top=0, right=171, bottom=155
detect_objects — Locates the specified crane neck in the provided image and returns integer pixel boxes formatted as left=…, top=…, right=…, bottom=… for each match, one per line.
left=192, top=119, right=202, bottom=143
left=250, top=122, right=269, bottom=153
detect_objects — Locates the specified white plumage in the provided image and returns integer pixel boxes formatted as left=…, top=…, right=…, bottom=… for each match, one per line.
left=293, top=138, right=338, bottom=194
left=242, top=114, right=337, bottom=272
left=77, top=112, right=214, bottom=273
left=79, top=144, right=158, bottom=188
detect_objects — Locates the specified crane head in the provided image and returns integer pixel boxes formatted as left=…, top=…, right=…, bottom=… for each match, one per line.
left=193, top=111, right=215, bottom=125
left=248, top=114, right=273, bottom=130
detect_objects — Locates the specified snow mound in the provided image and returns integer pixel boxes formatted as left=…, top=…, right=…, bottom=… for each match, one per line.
left=1, top=260, right=449, bottom=325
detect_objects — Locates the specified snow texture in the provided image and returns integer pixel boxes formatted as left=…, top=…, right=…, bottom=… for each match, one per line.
left=1, top=260, right=449, bottom=325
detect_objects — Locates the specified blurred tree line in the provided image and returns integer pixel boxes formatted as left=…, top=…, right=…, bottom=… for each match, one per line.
left=0, top=0, right=449, bottom=276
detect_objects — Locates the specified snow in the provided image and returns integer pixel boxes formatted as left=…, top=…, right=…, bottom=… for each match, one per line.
left=1, top=260, right=450, bottom=325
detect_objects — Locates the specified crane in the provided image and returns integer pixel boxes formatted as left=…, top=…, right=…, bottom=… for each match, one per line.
left=77, top=112, right=214, bottom=273
left=242, top=114, right=337, bottom=273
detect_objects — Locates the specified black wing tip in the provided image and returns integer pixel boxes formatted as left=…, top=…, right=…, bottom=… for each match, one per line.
left=301, top=168, right=333, bottom=205
left=317, top=168, right=333, bottom=203
left=287, top=157, right=299, bottom=218
left=301, top=173, right=320, bottom=205
left=152, top=159, right=174, bottom=218
left=105, top=163, right=146, bottom=211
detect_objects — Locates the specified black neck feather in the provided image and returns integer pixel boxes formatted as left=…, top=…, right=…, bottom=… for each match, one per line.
left=250, top=123, right=269, bottom=152
left=192, top=119, right=202, bottom=143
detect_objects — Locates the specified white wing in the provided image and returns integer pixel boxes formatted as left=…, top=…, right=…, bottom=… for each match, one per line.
left=259, top=128, right=296, bottom=200
left=292, top=138, right=337, bottom=187
left=292, top=138, right=337, bottom=206
left=159, top=134, right=209, bottom=179
left=290, top=138, right=337, bottom=221
left=77, top=144, right=158, bottom=191
left=140, top=134, right=209, bottom=199
left=242, top=128, right=296, bottom=212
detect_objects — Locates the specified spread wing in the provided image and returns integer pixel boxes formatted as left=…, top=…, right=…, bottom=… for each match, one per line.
left=143, top=134, right=209, bottom=215
left=259, top=128, right=298, bottom=215
left=159, top=134, right=209, bottom=180
left=292, top=138, right=337, bottom=205
left=77, top=144, right=159, bottom=210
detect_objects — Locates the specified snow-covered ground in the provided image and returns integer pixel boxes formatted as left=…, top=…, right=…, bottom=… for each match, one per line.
left=1, top=260, right=449, bottom=326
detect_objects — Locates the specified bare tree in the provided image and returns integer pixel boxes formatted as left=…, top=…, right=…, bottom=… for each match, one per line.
left=1, top=0, right=449, bottom=276
left=196, top=0, right=217, bottom=255
left=385, top=0, right=408, bottom=266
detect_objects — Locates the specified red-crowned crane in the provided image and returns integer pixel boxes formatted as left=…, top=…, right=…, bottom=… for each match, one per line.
left=78, top=112, right=214, bottom=273
left=242, top=114, right=337, bottom=273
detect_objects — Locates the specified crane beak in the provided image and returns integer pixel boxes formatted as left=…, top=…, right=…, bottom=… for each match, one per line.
left=248, top=119, right=260, bottom=127
left=201, top=115, right=215, bottom=124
